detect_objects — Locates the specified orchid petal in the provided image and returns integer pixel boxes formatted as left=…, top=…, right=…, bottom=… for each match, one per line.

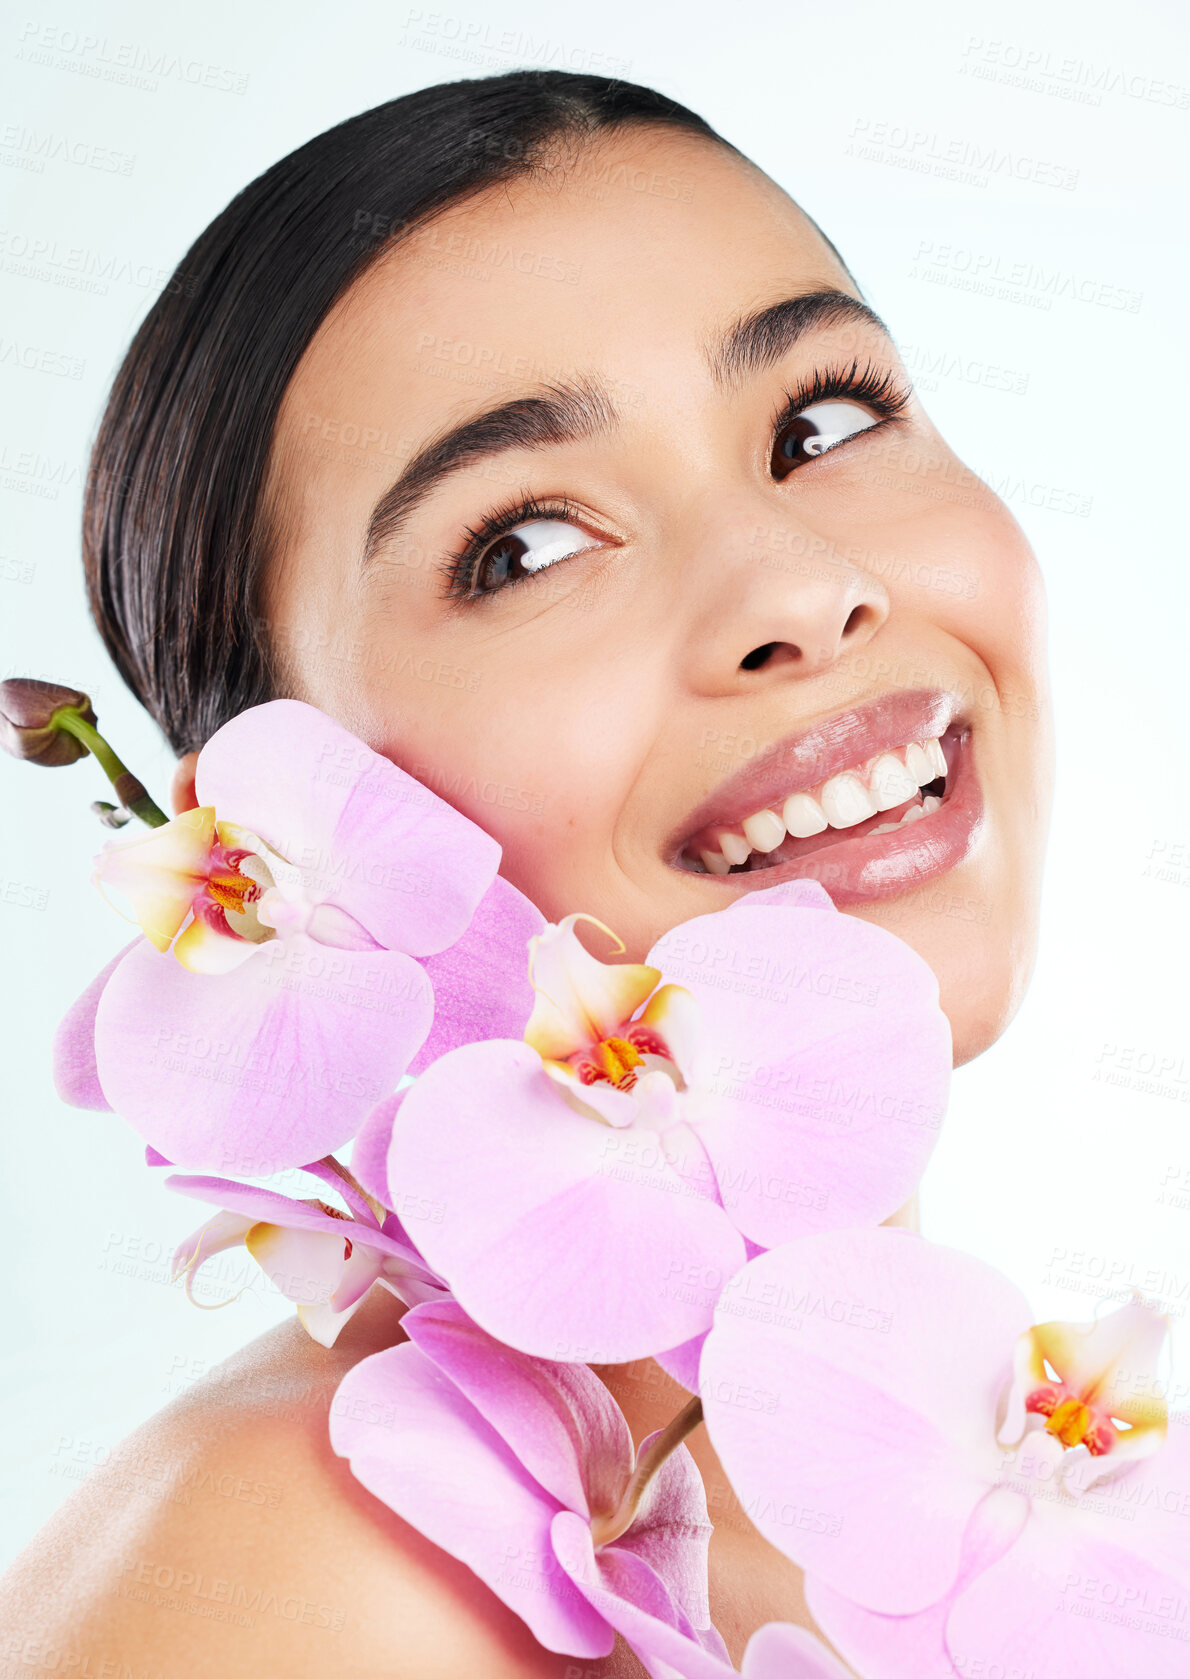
left=330, top=1342, right=612, bottom=1657
left=245, top=1222, right=360, bottom=1307
left=165, top=1174, right=430, bottom=1270
left=296, top=1293, right=372, bottom=1348
left=804, top=1584, right=960, bottom=1679
left=172, top=905, right=263, bottom=974
left=700, top=1230, right=1032, bottom=1615
left=402, top=1299, right=633, bottom=1520
left=655, top=1333, right=706, bottom=1395
left=524, top=914, right=662, bottom=1062
left=351, top=1090, right=406, bottom=1208
left=946, top=1481, right=1190, bottom=1679
left=95, top=936, right=433, bottom=1172
left=194, top=700, right=499, bottom=955
left=637, top=984, right=703, bottom=1086
left=647, top=902, right=950, bottom=1248
left=329, top=1234, right=389, bottom=1312
left=551, top=1513, right=729, bottom=1678
left=614, top=1435, right=716, bottom=1636
left=390, top=1039, right=746, bottom=1362
left=94, top=806, right=215, bottom=950
left=740, top=1621, right=856, bottom=1679
left=408, top=874, right=544, bottom=1074
left=542, top=1060, right=639, bottom=1127
left=52, top=941, right=138, bottom=1110
left=728, top=878, right=836, bottom=914
left=804, top=1485, right=1029, bottom=1679
left=172, top=1208, right=256, bottom=1291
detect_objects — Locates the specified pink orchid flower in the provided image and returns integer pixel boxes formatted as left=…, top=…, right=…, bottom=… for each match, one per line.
left=169, top=1169, right=447, bottom=1346
left=330, top=1297, right=729, bottom=1673
left=52, top=699, right=538, bottom=1174
left=387, top=879, right=950, bottom=1364
left=700, top=1228, right=1190, bottom=1679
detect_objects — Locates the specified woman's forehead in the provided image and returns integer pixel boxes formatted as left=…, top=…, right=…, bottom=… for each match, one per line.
left=277, top=127, right=855, bottom=431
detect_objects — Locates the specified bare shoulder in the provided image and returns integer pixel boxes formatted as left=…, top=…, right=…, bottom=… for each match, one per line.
left=0, top=1292, right=591, bottom=1678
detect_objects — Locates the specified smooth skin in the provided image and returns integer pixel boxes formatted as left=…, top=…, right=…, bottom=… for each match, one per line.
left=2, top=124, right=1053, bottom=1674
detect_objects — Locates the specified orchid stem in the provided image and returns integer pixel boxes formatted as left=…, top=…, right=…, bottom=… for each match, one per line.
left=53, top=707, right=169, bottom=828
left=589, top=1396, right=704, bottom=1548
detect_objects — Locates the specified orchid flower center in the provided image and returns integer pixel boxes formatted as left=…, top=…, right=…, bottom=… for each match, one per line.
left=999, top=1298, right=1170, bottom=1493
left=204, top=849, right=266, bottom=919
left=1025, top=1386, right=1115, bottom=1456
left=573, top=1026, right=672, bottom=1091
left=93, top=806, right=298, bottom=973
left=521, top=914, right=697, bottom=1116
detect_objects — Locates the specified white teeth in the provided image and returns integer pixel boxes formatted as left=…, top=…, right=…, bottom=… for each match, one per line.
left=686, top=732, right=952, bottom=872
left=905, top=742, right=935, bottom=786
left=866, top=791, right=943, bottom=839
left=782, top=791, right=829, bottom=838
left=820, top=772, right=878, bottom=830
left=716, top=829, right=752, bottom=867
left=741, top=809, right=786, bottom=854
left=868, top=752, right=920, bottom=812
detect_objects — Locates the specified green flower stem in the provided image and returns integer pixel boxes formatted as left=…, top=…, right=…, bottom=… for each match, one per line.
left=588, top=1395, right=705, bottom=1549
left=53, top=707, right=169, bottom=828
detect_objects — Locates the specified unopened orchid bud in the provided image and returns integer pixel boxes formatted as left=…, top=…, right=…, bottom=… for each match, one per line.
left=0, top=679, right=97, bottom=767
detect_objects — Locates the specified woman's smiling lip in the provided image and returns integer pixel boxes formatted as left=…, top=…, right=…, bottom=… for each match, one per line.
left=664, top=687, right=986, bottom=906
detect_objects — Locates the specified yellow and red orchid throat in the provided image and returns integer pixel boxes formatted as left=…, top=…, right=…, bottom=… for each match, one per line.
left=94, top=805, right=281, bottom=966
left=205, top=852, right=264, bottom=917
left=573, top=1025, right=672, bottom=1091
left=521, top=912, right=691, bottom=1092
left=1025, top=1387, right=1115, bottom=1456
left=1012, top=1298, right=1170, bottom=1461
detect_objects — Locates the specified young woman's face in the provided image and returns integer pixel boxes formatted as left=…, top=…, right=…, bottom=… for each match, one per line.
left=262, top=126, right=1052, bottom=1067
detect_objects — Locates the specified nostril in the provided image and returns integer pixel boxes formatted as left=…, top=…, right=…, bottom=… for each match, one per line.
left=843, top=606, right=869, bottom=637
left=740, top=641, right=801, bottom=672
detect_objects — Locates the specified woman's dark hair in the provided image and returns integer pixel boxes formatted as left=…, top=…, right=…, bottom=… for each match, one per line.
left=83, top=70, right=739, bottom=755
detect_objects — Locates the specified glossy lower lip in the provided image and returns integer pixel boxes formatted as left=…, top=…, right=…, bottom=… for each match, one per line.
left=667, top=723, right=985, bottom=906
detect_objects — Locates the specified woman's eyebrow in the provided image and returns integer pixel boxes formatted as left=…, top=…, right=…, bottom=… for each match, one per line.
left=362, top=375, right=616, bottom=567
left=705, top=288, right=892, bottom=386
left=361, top=289, right=890, bottom=567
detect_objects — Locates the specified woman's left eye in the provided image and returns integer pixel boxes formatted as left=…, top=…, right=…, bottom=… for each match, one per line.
left=470, top=518, right=602, bottom=596
left=770, top=399, right=881, bottom=480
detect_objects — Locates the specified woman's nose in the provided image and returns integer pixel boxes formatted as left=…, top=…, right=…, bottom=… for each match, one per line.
left=677, top=502, right=891, bottom=693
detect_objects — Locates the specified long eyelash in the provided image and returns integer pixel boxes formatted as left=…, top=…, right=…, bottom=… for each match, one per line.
left=772, top=358, right=912, bottom=437
left=441, top=361, right=912, bottom=601
left=441, top=490, right=580, bottom=601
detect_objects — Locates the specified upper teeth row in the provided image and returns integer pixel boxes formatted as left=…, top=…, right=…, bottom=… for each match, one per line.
left=689, top=736, right=948, bottom=874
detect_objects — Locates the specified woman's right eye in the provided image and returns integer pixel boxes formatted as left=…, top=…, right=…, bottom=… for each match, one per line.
left=470, top=518, right=602, bottom=596
left=770, top=398, right=882, bottom=481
